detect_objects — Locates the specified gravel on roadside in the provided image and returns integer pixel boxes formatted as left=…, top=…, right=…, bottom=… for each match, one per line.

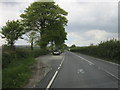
left=24, top=55, right=51, bottom=88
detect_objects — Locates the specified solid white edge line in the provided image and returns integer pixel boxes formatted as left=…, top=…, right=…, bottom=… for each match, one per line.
left=96, top=58, right=119, bottom=66
left=71, top=51, right=119, bottom=66
left=46, top=55, right=65, bottom=89
left=100, top=68, right=120, bottom=80
left=70, top=52, right=120, bottom=80
left=72, top=51, right=119, bottom=66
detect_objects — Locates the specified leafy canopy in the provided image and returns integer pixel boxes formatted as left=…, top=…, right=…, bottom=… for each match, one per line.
left=20, top=1, right=68, bottom=33
left=20, top=1, right=68, bottom=49
left=1, top=20, right=24, bottom=46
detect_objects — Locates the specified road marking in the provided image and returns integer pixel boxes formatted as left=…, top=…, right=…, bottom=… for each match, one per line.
left=72, top=53, right=94, bottom=65
left=89, top=63, right=93, bottom=65
left=58, top=67, right=60, bottom=70
left=95, top=58, right=119, bottom=66
left=78, top=56, right=94, bottom=65
left=70, top=51, right=119, bottom=66
left=96, top=66, right=119, bottom=80
left=46, top=71, right=58, bottom=89
left=46, top=56, right=65, bottom=89
left=99, top=67, right=120, bottom=80
left=60, top=57, right=64, bottom=66
left=80, top=69, right=84, bottom=74
left=77, top=69, right=85, bottom=74
left=70, top=52, right=120, bottom=80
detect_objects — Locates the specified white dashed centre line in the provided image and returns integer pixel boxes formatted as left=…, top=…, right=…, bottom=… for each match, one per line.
left=46, top=55, right=65, bottom=89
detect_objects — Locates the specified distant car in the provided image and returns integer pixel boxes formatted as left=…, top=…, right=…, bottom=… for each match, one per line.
left=53, top=50, right=61, bottom=55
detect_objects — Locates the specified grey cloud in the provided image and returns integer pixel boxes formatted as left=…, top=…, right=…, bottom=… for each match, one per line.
left=0, top=0, right=118, bottom=46
left=66, top=19, right=118, bottom=33
left=63, top=2, right=118, bottom=38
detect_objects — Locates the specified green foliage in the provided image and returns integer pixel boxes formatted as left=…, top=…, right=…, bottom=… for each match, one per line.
left=20, top=1, right=68, bottom=49
left=32, top=48, right=49, bottom=57
left=2, top=1, right=67, bottom=88
left=43, top=28, right=67, bottom=49
left=70, top=44, right=76, bottom=48
left=60, top=44, right=68, bottom=52
left=2, top=47, right=32, bottom=68
left=2, top=46, right=49, bottom=88
left=2, top=57, right=35, bottom=88
left=20, top=2, right=68, bottom=31
left=25, top=31, right=39, bottom=50
left=70, top=39, right=120, bottom=64
left=2, top=46, right=49, bottom=68
left=1, top=20, right=24, bottom=47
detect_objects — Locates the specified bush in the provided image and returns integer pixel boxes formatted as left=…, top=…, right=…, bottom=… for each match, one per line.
left=2, top=47, right=49, bottom=68
left=33, top=49, right=49, bottom=58
left=70, top=39, right=120, bottom=64
left=15, top=49, right=33, bottom=58
left=2, top=51, right=16, bottom=68
left=2, top=46, right=49, bottom=88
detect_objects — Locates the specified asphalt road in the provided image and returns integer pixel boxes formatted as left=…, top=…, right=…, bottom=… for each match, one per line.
left=36, top=51, right=119, bottom=88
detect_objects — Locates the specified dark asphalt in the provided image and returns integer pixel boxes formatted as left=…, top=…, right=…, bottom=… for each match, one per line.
left=75, top=52, right=118, bottom=78
left=35, top=54, right=63, bottom=88
left=36, top=51, right=119, bottom=88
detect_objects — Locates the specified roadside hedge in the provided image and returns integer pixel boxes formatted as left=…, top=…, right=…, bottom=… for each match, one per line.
left=70, top=39, right=120, bottom=64
left=2, top=46, right=49, bottom=88
left=2, top=46, right=49, bottom=68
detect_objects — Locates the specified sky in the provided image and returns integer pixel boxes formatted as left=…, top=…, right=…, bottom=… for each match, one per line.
left=0, top=0, right=119, bottom=46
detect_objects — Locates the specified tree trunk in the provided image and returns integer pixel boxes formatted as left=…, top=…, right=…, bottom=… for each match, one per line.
left=31, top=39, right=33, bottom=50
left=10, top=42, right=15, bottom=50
left=51, top=41, right=54, bottom=52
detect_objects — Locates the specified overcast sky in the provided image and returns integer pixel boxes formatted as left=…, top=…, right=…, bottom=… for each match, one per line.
left=0, top=0, right=119, bottom=46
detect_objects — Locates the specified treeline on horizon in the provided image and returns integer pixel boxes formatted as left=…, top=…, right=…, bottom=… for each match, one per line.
left=70, top=39, right=120, bottom=64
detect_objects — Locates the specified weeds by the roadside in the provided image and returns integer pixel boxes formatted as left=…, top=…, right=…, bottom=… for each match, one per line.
left=2, top=46, right=49, bottom=88
left=2, top=57, right=35, bottom=88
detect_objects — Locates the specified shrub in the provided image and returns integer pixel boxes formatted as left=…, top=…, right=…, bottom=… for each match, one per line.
left=33, top=49, right=49, bottom=58
left=2, top=46, right=49, bottom=68
left=2, top=46, right=49, bottom=88
left=70, top=39, right=120, bottom=64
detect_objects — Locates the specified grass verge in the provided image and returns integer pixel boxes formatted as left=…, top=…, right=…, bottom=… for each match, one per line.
left=2, top=57, right=35, bottom=88
left=2, top=47, right=49, bottom=88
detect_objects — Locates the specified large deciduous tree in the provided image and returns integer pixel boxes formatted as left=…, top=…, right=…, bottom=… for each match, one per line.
left=44, top=27, right=67, bottom=50
left=20, top=1, right=68, bottom=49
left=1, top=20, right=24, bottom=48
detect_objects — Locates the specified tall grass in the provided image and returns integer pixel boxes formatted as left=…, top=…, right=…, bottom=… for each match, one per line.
left=2, top=46, right=49, bottom=88
left=2, top=46, right=49, bottom=68
left=2, top=57, right=35, bottom=88
left=70, top=39, right=120, bottom=64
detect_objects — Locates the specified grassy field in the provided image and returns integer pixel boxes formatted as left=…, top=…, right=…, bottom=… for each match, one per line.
left=2, top=46, right=49, bottom=88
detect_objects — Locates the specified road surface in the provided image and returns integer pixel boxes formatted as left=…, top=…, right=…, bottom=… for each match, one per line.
left=36, top=51, right=119, bottom=88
